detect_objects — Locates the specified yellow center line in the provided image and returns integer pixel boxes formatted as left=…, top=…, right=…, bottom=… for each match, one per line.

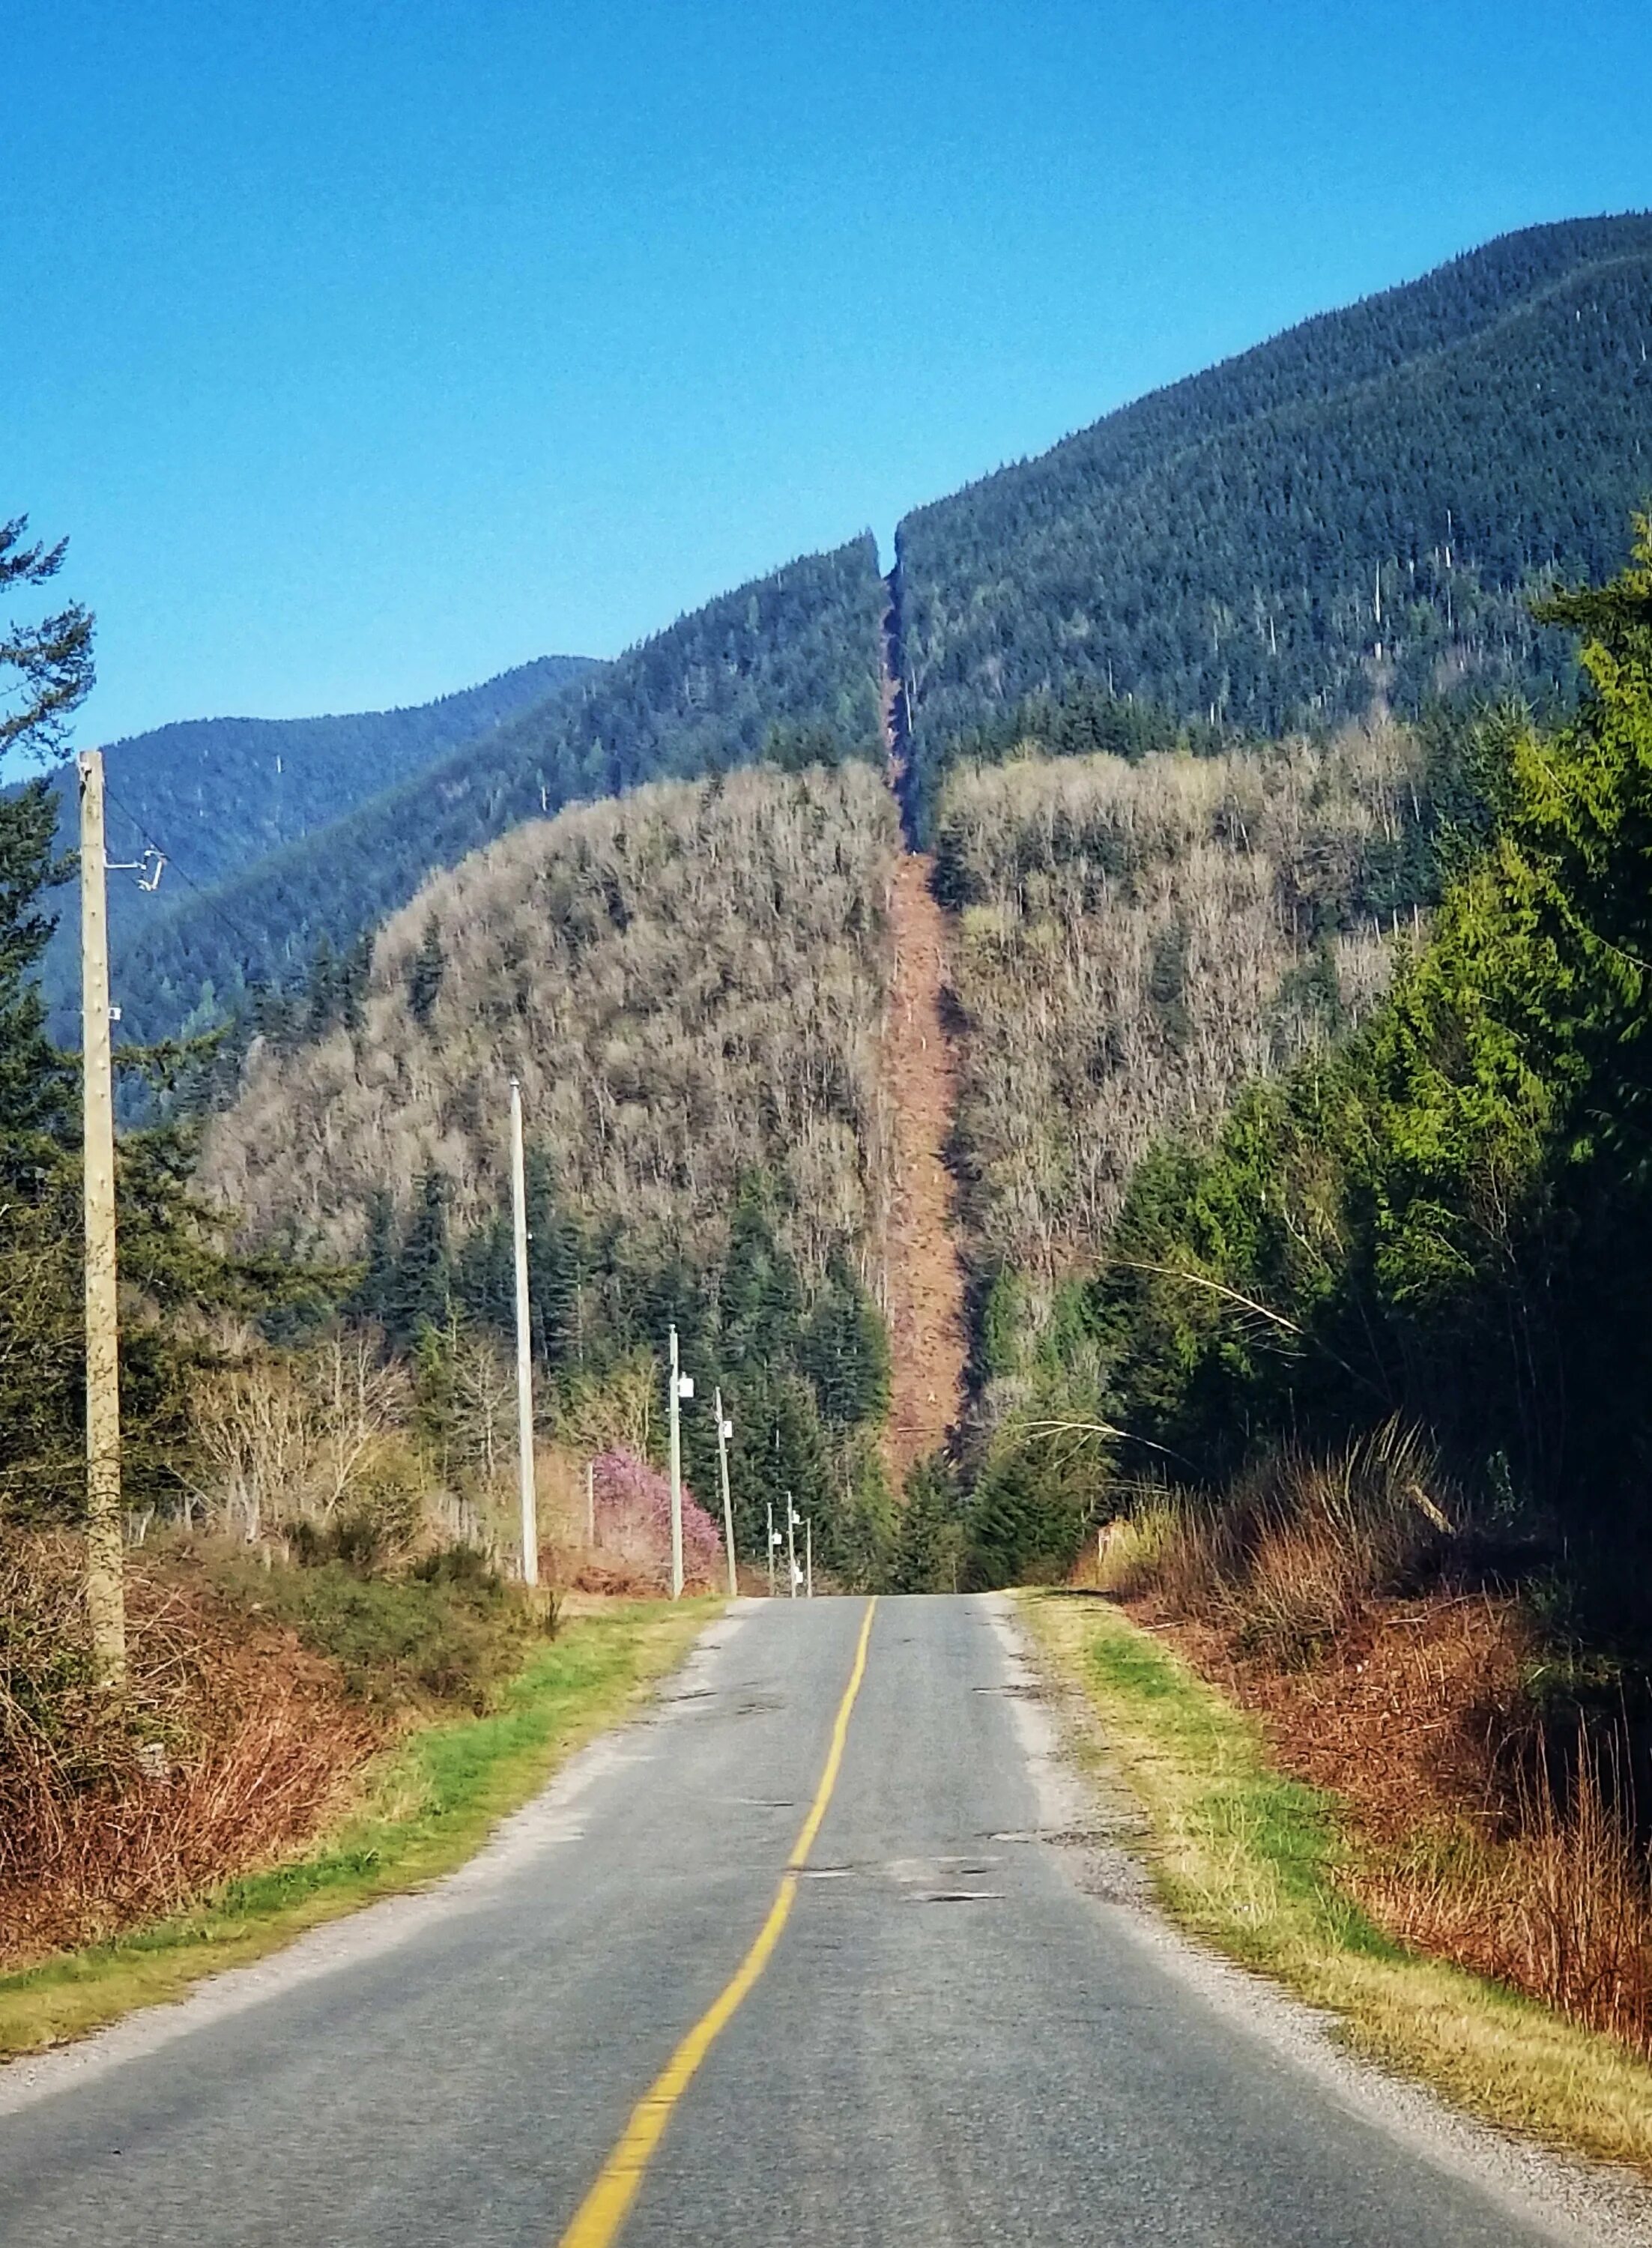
left=554, top=1596, right=879, bottom=2248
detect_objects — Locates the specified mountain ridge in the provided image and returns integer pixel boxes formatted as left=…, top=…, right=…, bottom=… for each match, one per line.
left=895, top=211, right=1652, bottom=826
left=110, top=537, right=885, bottom=1043
left=77, top=213, right=1652, bottom=1042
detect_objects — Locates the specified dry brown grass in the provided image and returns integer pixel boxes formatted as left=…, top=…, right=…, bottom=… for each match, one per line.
left=1090, top=1436, right=1652, bottom=2061
left=0, top=1535, right=372, bottom=1967
left=1358, top=1729, right=1652, bottom=2061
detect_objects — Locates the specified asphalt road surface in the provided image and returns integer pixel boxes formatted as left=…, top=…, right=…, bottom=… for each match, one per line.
left=0, top=1595, right=1626, bottom=2247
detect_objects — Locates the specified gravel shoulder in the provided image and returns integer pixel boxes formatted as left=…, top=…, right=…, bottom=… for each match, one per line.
left=1011, top=1587, right=1652, bottom=2245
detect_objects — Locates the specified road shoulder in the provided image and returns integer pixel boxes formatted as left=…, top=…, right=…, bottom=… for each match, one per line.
left=0, top=1597, right=722, bottom=2075
left=1010, top=1587, right=1652, bottom=2240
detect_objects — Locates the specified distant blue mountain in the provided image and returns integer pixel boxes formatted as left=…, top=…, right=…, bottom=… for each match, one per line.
left=33, top=654, right=597, bottom=1030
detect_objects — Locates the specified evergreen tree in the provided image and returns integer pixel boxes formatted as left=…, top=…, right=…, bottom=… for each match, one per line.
left=304, top=934, right=339, bottom=1038
left=0, top=781, right=73, bottom=1176
left=390, top=1169, right=450, bottom=1343
left=339, top=933, right=372, bottom=1033
left=453, top=1209, right=513, bottom=1334
left=408, top=917, right=447, bottom=1027
left=798, top=1254, right=891, bottom=1428
left=1, top=515, right=94, bottom=766
left=889, top=1454, right=965, bottom=1593
left=718, top=1176, right=802, bottom=1367
left=349, top=1188, right=399, bottom=1326
left=412, top=1317, right=457, bottom=1473
left=524, top=1148, right=582, bottom=1371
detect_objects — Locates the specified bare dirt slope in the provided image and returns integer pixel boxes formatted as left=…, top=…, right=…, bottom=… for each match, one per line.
left=883, top=850, right=968, bottom=1470
left=880, top=575, right=967, bottom=1473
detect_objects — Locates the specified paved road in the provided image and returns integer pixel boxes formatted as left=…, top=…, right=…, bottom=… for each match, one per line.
left=0, top=1596, right=1617, bottom=2246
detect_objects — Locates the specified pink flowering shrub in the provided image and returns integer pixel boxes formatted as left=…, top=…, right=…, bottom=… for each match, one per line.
left=589, top=1449, right=722, bottom=1590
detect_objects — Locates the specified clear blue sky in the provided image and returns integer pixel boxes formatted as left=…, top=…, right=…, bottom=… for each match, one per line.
left=8, top=0, right=1651, bottom=745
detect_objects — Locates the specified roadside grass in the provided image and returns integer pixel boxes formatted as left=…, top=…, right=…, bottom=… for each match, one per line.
left=1020, top=1589, right=1652, bottom=2174
left=0, top=1598, right=715, bottom=2064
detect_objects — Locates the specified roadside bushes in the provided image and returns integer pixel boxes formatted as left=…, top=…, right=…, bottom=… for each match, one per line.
left=0, top=1520, right=562, bottom=1968
left=582, top=1449, right=722, bottom=1594
left=209, top=1546, right=553, bottom=1713
left=1083, top=1427, right=1652, bottom=2057
left=0, top=1533, right=372, bottom=1965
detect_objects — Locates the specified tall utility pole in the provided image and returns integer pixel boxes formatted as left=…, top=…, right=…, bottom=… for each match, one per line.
left=805, top=1517, right=814, bottom=1600
left=713, top=1387, right=737, bottom=1598
left=668, top=1324, right=684, bottom=1599
left=509, top=1078, right=539, bottom=1587
left=766, top=1499, right=776, bottom=1598
left=78, top=751, right=125, bottom=1689
left=785, top=1490, right=798, bottom=1601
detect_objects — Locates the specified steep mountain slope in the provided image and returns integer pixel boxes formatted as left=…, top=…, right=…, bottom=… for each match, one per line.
left=199, top=761, right=901, bottom=1574
left=113, top=538, right=885, bottom=1044
left=935, top=727, right=1416, bottom=1409
left=897, top=214, right=1652, bottom=830
left=203, top=763, right=897, bottom=1274
left=34, top=656, right=595, bottom=1029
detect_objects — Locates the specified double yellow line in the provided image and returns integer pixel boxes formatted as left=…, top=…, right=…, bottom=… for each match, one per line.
left=556, top=1597, right=878, bottom=2248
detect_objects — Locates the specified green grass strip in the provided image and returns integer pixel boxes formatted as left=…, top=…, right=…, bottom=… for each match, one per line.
left=0, top=1598, right=715, bottom=2063
left=1020, top=1589, right=1652, bottom=2175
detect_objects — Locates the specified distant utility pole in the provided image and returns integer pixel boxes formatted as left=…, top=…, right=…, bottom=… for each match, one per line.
left=805, top=1517, right=814, bottom=1601
left=766, top=1499, right=777, bottom=1598
left=668, top=1325, right=692, bottom=1599
left=713, top=1387, right=737, bottom=1599
left=78, top=751, right=125, bottom=1690
left=509, top=1078, right=539, bottom=1587
left=786, top=1491, right=798, bottom=1601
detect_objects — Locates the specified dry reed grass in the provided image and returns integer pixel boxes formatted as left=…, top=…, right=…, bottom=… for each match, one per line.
left=1358, top=1729, right=1652, bottom=2060
left=1092, top=1430, right=1652, bottom=2059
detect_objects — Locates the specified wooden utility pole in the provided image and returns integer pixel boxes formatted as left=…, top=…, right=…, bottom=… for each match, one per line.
left=713, top=1387, right=737, bottom=1598
left=667, top=1325, right=685, bottom=1599
left=78, top=751, right=125, bottom=1689
left=509, top=1078, right=539, bottom=1586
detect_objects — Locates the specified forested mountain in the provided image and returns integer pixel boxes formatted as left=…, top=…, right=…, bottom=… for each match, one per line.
left=1083, top=532, right=1652, bottom=1617
left=932, top=721, right=1434, bottom=1473
left=199, top=762, right=901, bottom=1580
left=108, top=538, right=884, bottom=1045
left=31, top=656, right=596, bottom=1032
left=896, top=214, right=1652, bottom=833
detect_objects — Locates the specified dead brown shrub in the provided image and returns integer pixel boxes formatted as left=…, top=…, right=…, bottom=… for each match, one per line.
left=0, top=1534, right=372, bottom=1968
left=1101, top=1419, right=1451, bottom=1661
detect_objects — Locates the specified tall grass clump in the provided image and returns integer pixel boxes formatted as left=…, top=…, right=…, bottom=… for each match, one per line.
left=1098, top=1418, right=1452, bottom=1661
left=1093, top=1420, right=1652, bottom=2059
